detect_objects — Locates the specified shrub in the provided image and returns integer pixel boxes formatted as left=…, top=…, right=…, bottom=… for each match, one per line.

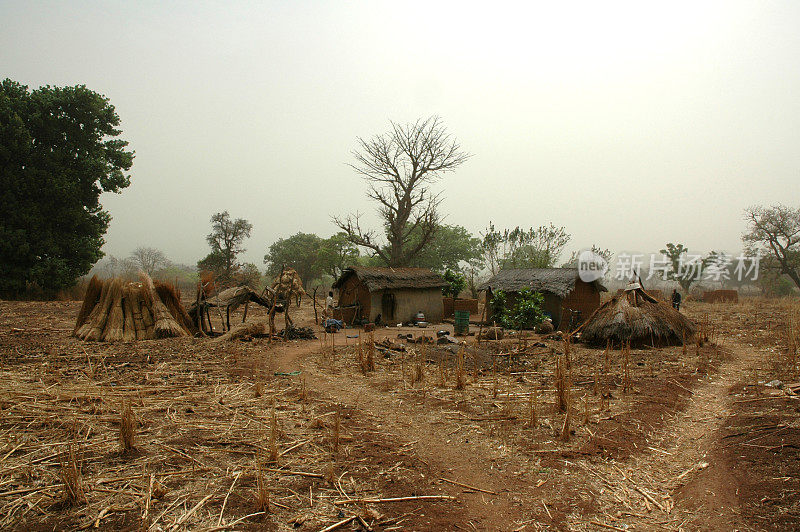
left=492, top=288, right=545, bottom=330
left=443, top=269, right=466, bottom=298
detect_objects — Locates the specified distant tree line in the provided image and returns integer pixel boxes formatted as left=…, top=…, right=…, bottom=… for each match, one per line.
left=3, top=84, right=797, bottom=302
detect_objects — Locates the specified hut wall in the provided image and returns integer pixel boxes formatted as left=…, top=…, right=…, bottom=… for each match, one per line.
left=368, top=288, right=444, bottom=324
left=442, top=297, right=454, bottom=318
left=453, top=298, right=479, bottom=315
left=559, top=280, right=601, bottom=331
left=443, top=297, right=479, bottom=318
left=702, top=289, right=739, bottom=303
left=542, top=293, right=563, bottom=328
left=334, top=275, right=371, bottom=321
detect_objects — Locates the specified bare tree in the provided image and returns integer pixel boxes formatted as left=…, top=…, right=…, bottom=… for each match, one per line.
left=129, top=247, right=168, bottom=276
left=743, top=205, right=800, bottom=289
left=334, top=116, right=469, bottom=266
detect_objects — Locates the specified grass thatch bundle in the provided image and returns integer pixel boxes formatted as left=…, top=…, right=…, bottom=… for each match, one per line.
left=212, top=321, right=267, bottom=343
left=580, top=288, right=696, bottom=346
left=73, top=276, right=103, bottom=335
left=101, top=279, right=125, bottom=342
left=76, top=277, right=116, bottom=341
left=154, top=281, right=196, bottom=333
left=74, top=274, right=195, bottom=342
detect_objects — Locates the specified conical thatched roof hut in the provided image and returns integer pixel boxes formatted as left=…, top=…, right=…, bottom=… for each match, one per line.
left=579, top=286, right=696, bottom=346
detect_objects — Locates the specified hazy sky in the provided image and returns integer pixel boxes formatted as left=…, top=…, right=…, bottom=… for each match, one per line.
left=3, top=1, right=799, bottom=267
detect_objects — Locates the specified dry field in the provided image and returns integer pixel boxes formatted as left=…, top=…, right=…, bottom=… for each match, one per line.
left=0, top=296, right=798, bottom=531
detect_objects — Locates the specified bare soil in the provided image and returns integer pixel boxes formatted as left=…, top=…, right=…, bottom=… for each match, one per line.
left=0, top=296, right=798, bottom=531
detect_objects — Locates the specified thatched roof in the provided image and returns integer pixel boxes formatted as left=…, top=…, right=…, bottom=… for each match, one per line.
left=579, top=288, right=696, bottom=346
left=478, top=268, right=606, bottom=298
left=187, top=286, right=271, bottom=320
left=332, top=267, right=446, bottom=292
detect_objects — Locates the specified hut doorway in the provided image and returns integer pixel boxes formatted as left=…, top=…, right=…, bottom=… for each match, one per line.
left=381, top=292, right=396, bottom=322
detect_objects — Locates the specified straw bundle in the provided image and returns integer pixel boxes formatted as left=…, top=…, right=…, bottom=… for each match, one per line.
left=121, top=286, right=137, bottom=343
left=129, top=288, right=147, bottom=341
left=140, top=274, right=188, bottom=339
left=101, top=279, right=125, bottom=342
left=73, top=275, right=192, bottom=342
left=77, top=279, right=116, bottom=341
left=580, top=288, right=696, bottom=346
left=73, top=276, right=103, bottom=334
left=154, top=281, right=196, bottom=335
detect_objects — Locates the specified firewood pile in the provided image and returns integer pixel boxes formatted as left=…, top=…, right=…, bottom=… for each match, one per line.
left=278, top=326, right=317, bottom=340
left=73, top=275, right=197, bottom=342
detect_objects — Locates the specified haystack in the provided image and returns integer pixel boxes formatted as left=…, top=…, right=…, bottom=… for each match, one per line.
left=579, top=286, right=696, bottom=346
left=74, top=275, right=196, bottom=342
left=272, top=267, right=305, bottom=299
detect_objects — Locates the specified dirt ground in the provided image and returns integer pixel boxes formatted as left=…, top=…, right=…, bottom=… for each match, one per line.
left=0, top=296, right=798, bottom=531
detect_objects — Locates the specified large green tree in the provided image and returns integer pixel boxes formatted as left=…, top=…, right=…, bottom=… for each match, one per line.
left=658, top=243, right=719, bottom=292
left=0, top=79, right=134, bottom=295
left=263, top=232, right=325, bottom=285
left=316, top=232, right=360, bottom=279
left=405, top=224, right=481, bottom=273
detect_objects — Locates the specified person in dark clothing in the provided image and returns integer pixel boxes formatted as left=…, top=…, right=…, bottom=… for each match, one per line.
left=671, top=289, right=682, bottom=311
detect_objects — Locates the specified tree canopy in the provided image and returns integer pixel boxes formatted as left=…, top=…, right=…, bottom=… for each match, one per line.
left=0, top=79, right=134, bottom=295
left=264, top=232, right=324, bottom=284
left=316, top=233, right=360, bottom=279
left=129, top=246, right=168, bottom=276
left=264, top=232, right=361, bottom=287
left=334, top=117, right=469, bottom=266
left=198, top=211, right=253, bottom=284
left=659, top=243, right=716, bottom=292
left=481, top=223, right=571, bottom=272
left=743, top=205, right=800, bottom=290
left=403, top=224, right=481, bottom=273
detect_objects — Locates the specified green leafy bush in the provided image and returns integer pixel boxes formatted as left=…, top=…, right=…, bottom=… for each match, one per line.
left=442, top=269, right=466, bottom=298
left=491, top=288, right=545, bottom=330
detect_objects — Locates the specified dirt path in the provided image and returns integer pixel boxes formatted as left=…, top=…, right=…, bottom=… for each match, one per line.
left=569, top=340, right=762, bottom=531
left=269, top=335, right=765, bottom=531
left=270, top=341, right=539, bottom=531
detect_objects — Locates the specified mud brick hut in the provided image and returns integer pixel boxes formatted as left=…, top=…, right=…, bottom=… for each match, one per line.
left=702, top=289, right=739, bottom=303
left=479, top=268, right=606, bottom=331
left=332, top=267, right=446, bottom=325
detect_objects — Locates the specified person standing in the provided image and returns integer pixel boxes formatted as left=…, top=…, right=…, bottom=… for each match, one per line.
left=671, top=289, right=682, bottom=311
left=325, top=291, right=334, bottom=316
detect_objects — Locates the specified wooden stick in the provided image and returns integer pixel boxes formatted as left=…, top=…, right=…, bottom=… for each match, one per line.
left=334, top=495, right=455, bottom=504
left=171, top=492, right=214, bottom=530
left=589, top=521, right=627, bottom=531
left=264, top=468, right=323, bottom=479
left=439, top=477, right=497, bottom=495
left=318, top=516, right=356, bottom=532
left=204, top=511, right=268, bottom=531
left=633, top=485, right=665, bottom=512
left=217, top=471, right=241, bottom=526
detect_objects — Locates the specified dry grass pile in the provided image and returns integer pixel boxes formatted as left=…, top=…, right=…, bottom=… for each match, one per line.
left=213, top=321, right=267, bottom=343
left=74, top=275, right=196, bottom=342
left=580, top=288, right=697, bottom=346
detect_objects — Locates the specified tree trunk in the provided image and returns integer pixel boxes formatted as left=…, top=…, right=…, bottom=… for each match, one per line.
left=783, top=264, right=800, bottom=290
